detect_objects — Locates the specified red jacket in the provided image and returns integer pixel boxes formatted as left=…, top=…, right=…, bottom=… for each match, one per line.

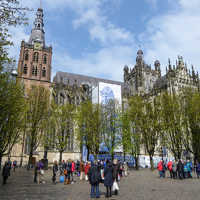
left=85, top=164, right=91, bottom=175
left=71, top=162, right=75, bottom=172
left=167, top=161, right=173, bottom=171
left=157, top=161, right=163, bottom=171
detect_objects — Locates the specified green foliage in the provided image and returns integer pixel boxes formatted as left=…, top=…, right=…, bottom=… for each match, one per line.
left=50, top=101, right=75, bottom=162
left=160, top=92, right=183, bottom=160
left=0, top=72, right=25, bottom=159
left=101, top=99, right=122, bottom=159
left=76, top=100, right=101, bottom=158
left=26, top=86, right=50, bottom=165
left=0, top=0, right=30, bottom=71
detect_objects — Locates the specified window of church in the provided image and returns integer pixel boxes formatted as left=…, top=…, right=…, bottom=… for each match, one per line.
left=43, top=54, right=47, bottom=64
left=23, top=64, right=28, bottom=74
left=33, top=52, right=39, bottom=63
left=32, top=66, right=38, bottom=76
left=42, top=67, right=46, bottom=77
left=24, top=51, right=29, bottom=61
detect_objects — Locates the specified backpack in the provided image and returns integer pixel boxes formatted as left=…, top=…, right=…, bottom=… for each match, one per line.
left=90, top=166, right=100, bottom=185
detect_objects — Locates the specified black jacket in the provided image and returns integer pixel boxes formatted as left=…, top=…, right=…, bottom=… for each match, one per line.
left=88, top=165, right=101, bottom=185
left=2, top=164, right=10, bottom=177
left=104, top=164, right=113, bottom=187
left=113, top=163, right=119, bottom=182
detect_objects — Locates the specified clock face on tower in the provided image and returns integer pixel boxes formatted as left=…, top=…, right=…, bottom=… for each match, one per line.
left=34, top=42, right=42, bottom=50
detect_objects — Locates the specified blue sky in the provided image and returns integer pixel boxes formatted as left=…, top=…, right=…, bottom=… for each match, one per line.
left=9, top=0, right=200, bottom=81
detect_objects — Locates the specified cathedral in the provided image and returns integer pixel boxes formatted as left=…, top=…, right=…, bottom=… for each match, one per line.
left=123, top=50, right=200, bottom=97
left=10, top=6, right=199, bottom=164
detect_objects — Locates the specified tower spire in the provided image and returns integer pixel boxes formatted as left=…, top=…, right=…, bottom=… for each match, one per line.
left=28, top=6, right=45, bottom=47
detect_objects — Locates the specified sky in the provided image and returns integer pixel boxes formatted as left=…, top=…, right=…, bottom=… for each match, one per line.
left=9, top=0, right=200, bottom=82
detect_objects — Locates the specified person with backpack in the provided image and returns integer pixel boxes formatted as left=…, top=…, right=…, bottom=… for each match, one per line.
left=88, top=161, right=101, bottom=198
left=104, top=160, right=113, bottom=198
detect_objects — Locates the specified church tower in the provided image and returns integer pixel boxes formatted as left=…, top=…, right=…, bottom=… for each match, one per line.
left=17, top=5, right=52, bottom=89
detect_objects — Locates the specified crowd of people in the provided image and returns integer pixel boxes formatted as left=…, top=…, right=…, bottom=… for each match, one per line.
left=157, top=159, right=200, bottom=179
left=52, top=159, right=128, bottom=198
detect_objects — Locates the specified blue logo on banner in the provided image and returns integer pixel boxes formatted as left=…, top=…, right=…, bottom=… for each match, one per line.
left=100, top=86, right=114, bottom=104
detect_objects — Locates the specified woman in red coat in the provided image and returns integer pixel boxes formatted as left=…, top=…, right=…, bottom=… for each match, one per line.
left=85, top=162, right=91, bottom=181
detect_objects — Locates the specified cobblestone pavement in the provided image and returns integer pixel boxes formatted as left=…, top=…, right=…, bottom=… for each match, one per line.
left=0, top=168, right=200, bottom=200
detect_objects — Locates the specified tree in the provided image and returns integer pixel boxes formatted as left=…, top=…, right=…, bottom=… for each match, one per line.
left=101, top=99, right=122, bottom=160
left=0, top=72, right=25, bottom=169
left=141, top=97, right=162, bottom=170
left=160, top=92, right=183, bottom=160
left=26, top=85, right=50, bottom=169
left=76, top=100, right=101, bottom=160
left=128, top=95, right=143, bottom=170
left=50, top=101, right=75, bottom=163
left=181, top=88, right=200, bottom=162
left=0, top=0, right=30, bottom=71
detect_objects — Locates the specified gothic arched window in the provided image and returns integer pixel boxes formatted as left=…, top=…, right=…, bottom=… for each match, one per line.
left=25, top=51, right=29, bottom=61
left=42, top=67, right=46, bottom=77
left=23, top=64, right=28, bottom=74
left=32, top=66, right=38, bottom=76
left=43, top=54, right=47, bottom=64
left=33, top=52, right=39, bottom=63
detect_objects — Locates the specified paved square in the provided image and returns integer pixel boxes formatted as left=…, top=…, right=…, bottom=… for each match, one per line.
left=0, top=168, right=200, bottom=200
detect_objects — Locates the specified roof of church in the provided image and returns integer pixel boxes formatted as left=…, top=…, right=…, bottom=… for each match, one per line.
left=53, top=71, right=124, bottom=87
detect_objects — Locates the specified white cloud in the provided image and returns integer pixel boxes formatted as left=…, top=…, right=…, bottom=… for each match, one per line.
left=52, top=44, right=135, bottom=81
left=142, top=0, right=200, bottom=74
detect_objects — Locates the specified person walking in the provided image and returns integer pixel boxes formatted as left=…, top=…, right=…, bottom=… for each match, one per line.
left=13, top=160, right=17, bottom=172
left=66, top=160, right=72, bottom=184
left=71, top=160, right=75, bottom=183
left=85, top=161, right=91, bottom=181
left=2, top=162, right=10, bottom=185
left=177, top=160, right=184, bottom=180
left=186, top=160, right=193, bottom=178
left=88, top=161, right=101, bottom=198
left=112, top=159, right=120, bottom=195
left=196, top=161, right=200, bottom=178
left=52, top=160, right=58, bottom=184
left=80, top=161, right=85, bottom=180
left=104, top=160, right=113, bottom=198
left=172, top=161, right=177, bottom=179
left=167, top=160, right=173, bottom=178
left=157, top=160, right=164, bottom=178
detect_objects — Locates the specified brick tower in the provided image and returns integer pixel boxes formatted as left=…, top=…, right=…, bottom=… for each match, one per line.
left=17, top=6, right=52, bottom=89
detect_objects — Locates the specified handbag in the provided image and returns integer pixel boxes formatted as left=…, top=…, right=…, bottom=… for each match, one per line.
left=112, top=181, right=119, bottom=191
left=40, top=169, right=44, bottom=175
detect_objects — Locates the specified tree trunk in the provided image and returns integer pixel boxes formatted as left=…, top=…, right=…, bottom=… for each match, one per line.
left=135, top=156, right=139, bottom=170
left=27, top=150, right=33, bottom=170
left=87, top=148, right=90, bottom=161
left=59, top=151, right=63, bottom=164
left=123, top=151, right=126, bottom=162
left=150, top=155, right=154, bottom=170
left=43, top=147, right=48, bottom=159
left=20, top=131, right=26, bottom=167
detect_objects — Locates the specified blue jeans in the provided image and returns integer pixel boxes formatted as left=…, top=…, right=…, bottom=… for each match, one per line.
left=159, top=171, right=164, bottom=178
left=91, top=184, right=100, bottom=198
